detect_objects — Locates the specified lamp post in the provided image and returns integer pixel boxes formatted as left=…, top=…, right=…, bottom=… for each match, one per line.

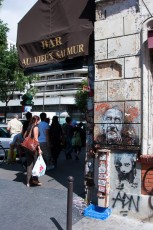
left=43, top=82, right=47, bottom=112
left=57, top=84, right=62, bottom=123
left=59, top=92, right=61, bottom=122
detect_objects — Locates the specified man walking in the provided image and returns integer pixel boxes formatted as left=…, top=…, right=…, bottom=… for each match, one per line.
left=38, top=112, right=54, bottom=170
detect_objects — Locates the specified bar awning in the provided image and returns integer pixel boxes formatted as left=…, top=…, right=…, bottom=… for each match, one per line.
left=16, top=0, right=94, bottom=69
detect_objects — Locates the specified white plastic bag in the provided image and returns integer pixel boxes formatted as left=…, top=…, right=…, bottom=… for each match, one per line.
left=32, top=155, right=46, bottom=177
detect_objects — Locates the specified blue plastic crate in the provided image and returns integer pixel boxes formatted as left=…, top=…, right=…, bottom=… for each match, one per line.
left=84, top=204, right=112, bottom=220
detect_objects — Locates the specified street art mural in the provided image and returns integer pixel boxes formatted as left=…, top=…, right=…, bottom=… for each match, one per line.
left=94, top=102, right=140, bottom=148
left=110, top=151, right=141, bottom=216
left=110, top=152, right=140, bottom=191
left=114, top=153, right=137, bottom=189
left=100, top=107, right=123, bottom=144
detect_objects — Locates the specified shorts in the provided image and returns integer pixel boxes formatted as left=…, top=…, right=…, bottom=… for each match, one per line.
left=10, top=133, right=23, bottom=145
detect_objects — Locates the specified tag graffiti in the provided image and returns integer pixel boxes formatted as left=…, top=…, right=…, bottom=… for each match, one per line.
left=112, top=192, right=140, bottom=212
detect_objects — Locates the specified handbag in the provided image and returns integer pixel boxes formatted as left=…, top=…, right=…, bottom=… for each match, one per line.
left=32, top=155, right=46, bottom=177
left=21, top=126, right=39, bottom=153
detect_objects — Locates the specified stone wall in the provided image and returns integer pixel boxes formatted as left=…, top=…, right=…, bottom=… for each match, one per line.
left=92, top=0, right=153, bottom=221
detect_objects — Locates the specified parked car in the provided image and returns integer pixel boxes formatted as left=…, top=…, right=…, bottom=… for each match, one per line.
left=0, top=124, right=13, bottom=150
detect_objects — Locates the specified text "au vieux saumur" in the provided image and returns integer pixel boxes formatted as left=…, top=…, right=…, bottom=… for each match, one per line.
left=22, top=36, right=84, bottom=66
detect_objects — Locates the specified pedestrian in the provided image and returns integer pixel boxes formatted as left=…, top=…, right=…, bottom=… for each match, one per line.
left=72, top=126, right=82, bottom=160
left=24, top=115, right=42, bottom=187
left=38, top=112, right=54, bottom=170
left=50, top=116, right=63, bottom=168
left=62, top=117, right=73, bottom=160
left=7, top=114, right=23, bottom=163
left=22, top=112, right=32, bottom=136
left=78, top=122, right=86, bottom=147
left=45, top=117, right=50, bottom=124
left=20, top=112, right=32, bottom=169
left=10, top=131, right=24, bottom=162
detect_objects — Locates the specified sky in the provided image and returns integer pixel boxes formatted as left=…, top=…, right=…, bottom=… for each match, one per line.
left=0, top=0, right=37, bottom=43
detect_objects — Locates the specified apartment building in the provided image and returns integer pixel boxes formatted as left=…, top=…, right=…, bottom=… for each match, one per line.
left=0, top=65, right=87, bottom=122
left=32, top=67, right=88, bottom=120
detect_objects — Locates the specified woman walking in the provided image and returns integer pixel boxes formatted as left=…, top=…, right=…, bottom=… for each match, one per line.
left=24, top=115, right=42, bottom=187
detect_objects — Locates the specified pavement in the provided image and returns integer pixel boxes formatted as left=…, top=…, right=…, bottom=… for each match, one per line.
left=0, top=148, right=153, bottom=230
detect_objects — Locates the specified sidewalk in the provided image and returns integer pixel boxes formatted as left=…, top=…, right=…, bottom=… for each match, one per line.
left=73, top=214, right=153, bottom=230
left=0, top=148, right=153, bottom=230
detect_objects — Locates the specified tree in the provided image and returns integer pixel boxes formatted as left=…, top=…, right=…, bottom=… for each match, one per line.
left=75, top=79, right=88, bottom=114
left=0, top=19, right=38, bottom=120
left=0, top=0, right=3, bottom=8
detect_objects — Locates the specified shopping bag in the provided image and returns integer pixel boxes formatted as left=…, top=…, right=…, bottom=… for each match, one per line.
left=7, top=149, right=17, bottom=162
left=32, top=155, right=46, bottom=177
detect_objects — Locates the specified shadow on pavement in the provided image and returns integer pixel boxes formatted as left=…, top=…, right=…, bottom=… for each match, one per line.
left=46, top=147, right=86, bottom=197
left=50, top=217, right=64, bottom=230
left=0, top=147, right=86, bottom=197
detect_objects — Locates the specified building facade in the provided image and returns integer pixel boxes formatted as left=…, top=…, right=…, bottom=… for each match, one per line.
left=0, top=64, right=87, bottom=122
left=85, top=0, right=153, bottom=221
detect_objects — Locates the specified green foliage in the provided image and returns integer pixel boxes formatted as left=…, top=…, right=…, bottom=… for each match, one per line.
left=0, top=19, right=38, bottom=106
left=0, top=0, right=3, bottom=7
left=75, top=79, right=88, bottom=113
left=0, top=20, right=8, bottom=51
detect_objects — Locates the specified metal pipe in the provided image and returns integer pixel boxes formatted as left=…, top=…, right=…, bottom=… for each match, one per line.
left=67, top=176, right=74, bottom=230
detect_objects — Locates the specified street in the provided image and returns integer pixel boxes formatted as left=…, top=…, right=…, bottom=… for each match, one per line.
left=0, top=148, right=85, bottom=230
left=1, top=148, right=153, bottom=230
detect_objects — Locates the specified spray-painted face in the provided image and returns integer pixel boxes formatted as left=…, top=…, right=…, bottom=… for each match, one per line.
left=119, top=155, right=133, bottom=174
left=101, top=108, right=123, bottom=144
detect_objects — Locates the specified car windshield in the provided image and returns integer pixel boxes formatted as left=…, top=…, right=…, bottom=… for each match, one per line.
left=0, top=127, right=11, bottom=138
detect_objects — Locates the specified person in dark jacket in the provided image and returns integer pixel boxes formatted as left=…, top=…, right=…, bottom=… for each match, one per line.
left=62, top=117, right=73, bottom=160
left=22, top=112, right=32, bottom=136
left=50, top=116, right=63, bottom=168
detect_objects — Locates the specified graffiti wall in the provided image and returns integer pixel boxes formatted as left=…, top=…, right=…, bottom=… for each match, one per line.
left=93, top=0, right=153, bottom=221
left=110, top=151, right=141, bottom=216
left=94, top=102, right=141, bottom=148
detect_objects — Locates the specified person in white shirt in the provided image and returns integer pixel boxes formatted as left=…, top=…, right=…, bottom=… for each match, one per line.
left=7, top=114, right=23, bottom=163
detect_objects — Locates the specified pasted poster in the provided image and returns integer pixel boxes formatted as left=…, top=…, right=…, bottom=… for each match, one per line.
left=97, top=150, right=110, bottom=207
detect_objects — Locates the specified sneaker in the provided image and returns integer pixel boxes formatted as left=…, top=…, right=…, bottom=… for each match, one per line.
left=46, top=165, right=55, bottom=171
left=32, top=180, right=42, bottom=186
left=26, top=183, right=30, bottom=187
left=37, top=181, right=42, bottom=186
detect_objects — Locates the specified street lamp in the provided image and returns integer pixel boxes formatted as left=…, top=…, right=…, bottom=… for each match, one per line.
left=57, top=84, right=62, bottom=122
left=43, top=82, right=47, bottom=112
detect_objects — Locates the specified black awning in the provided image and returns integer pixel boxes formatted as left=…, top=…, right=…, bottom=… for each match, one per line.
left=17, top=0, right=94, bottom=69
